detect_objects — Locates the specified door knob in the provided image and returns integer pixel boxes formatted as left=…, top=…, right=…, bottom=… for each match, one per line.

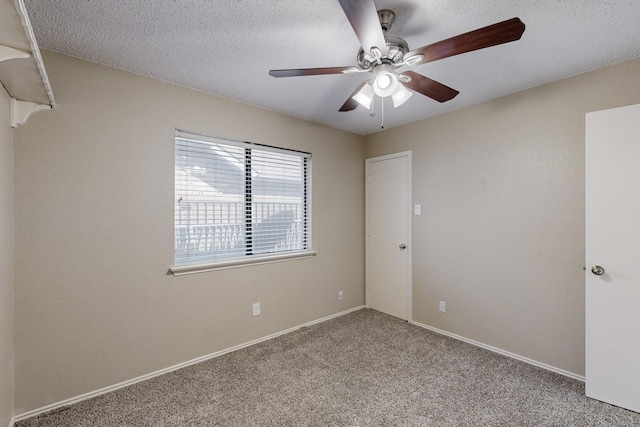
left=399, top=244, right=407, bottom=249
left=591, top=265, right=605, bottom=275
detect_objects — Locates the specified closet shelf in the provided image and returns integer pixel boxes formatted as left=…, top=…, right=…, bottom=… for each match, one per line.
left=0, top=0, right=55, bottom=127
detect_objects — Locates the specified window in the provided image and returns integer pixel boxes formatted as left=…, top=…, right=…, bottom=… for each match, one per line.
left=173, top=130, right=312, bottom=272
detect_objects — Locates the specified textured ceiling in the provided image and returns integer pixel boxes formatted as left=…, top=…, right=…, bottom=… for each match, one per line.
left=22, top=0, right=640, bottom=135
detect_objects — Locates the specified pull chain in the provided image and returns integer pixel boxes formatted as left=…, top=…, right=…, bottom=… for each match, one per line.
left=380, top=97, right=385, bottom=129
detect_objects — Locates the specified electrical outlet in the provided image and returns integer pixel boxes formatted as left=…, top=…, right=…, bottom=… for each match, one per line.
left=414, top=204, right=422, bottom=215
left=439, top=301, right=446, bottom=313
left=338, top=290, right=344, bottom=300
left=253, top=302, right=261, bottom=317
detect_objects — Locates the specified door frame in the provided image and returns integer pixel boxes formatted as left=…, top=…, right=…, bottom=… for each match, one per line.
left=365, top=151, right=412, bottom=322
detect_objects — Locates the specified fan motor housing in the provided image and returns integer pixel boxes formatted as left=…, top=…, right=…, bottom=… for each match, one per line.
left=357, top=36, right=409, bottom=69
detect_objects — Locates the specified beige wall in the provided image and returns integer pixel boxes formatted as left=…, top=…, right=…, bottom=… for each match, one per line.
left=365, top=58, right=640, bottom=376
left=13, top=51, right=365, bottom=414
left=0, top=86, right=14, bottom=427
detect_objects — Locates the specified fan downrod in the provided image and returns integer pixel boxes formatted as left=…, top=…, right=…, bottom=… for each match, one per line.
left=377, top=9, right=395, bottom=32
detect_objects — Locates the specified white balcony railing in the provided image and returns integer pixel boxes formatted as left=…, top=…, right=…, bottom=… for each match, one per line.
left=175, top=201, right=305, bottom=264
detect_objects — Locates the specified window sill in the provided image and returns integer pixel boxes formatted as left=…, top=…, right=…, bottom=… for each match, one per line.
left=169, top=251, right=317, bottom=276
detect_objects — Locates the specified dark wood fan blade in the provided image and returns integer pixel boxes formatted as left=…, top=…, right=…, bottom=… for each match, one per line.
left=405, top=17, right=525, bottom=66
left=402, top=71, right=459, bottom=103
left=339, top=81, right=368, bottom=112
left=269, top=66, right=357, bottom=77
left=338, top=0, right=388, bottom=57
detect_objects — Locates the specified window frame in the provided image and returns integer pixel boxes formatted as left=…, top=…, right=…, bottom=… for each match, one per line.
left=170, top=130, right=315, bottom=276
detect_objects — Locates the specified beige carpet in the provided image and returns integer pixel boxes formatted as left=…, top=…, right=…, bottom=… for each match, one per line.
left=17, top=308, right=640, bottom=426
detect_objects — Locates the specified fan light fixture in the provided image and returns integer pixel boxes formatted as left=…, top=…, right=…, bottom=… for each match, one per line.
left=352, top=82, right=375, bottom=109
left=352, top=67, right=413, bottom=109
left=390, top=83, right=413, bottom=107
left=373, top=71, right=398, bottom=97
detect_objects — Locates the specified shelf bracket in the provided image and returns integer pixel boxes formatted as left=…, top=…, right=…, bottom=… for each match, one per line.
left=10, top=98, right=51, bottom=128
left=0, top=44, right=30, bottom=63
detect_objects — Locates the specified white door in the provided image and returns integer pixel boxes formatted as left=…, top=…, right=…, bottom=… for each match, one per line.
left=585, top=104, right=640, bottom=413
left=366, top=152, right=411, bottom=321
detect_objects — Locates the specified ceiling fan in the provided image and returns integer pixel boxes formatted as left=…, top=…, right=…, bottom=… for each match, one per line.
left=269, top=0, right=525, bottom=113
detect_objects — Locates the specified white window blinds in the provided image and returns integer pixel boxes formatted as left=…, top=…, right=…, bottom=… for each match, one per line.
left=174, top=131, right=311, bottom=267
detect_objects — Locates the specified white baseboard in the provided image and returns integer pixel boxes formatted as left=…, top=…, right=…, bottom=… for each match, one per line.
left=13, top=305, right=365, bottom=422
left=411, top=320, right=585, bottom=382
